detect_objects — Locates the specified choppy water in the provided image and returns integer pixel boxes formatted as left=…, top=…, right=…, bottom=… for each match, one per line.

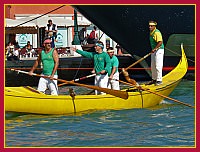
left=5, top=80, right=195, bottom=147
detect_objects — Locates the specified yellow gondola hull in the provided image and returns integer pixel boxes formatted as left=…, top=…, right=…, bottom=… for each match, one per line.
left=5, top=45, right=188, bottom=115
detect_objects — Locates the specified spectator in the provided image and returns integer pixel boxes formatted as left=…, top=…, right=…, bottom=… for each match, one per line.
left=6, top=42, right=19, bottom=61
left=45, top=19, right=57, bottom=39
left=45, top=19, right=57, bottom=48
left=24, top=41, right=35, bottom=57
left=87, top=26, right=98, bottom=44
left=116, top=44, right=123, bottom=55
left=79, top=27, right=87, bottom=45
left=48, top=32, right=56, bottom=48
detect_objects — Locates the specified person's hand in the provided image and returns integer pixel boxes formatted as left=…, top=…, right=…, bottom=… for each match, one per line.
left=70, top=47, right=77, bottom=52
left=100, top=70, right=106, bottom=74
left=109, top=75, right=113, bottom=80
left=28, top=71, right=33, bottom=76
left=151, top=49, right=156, bottom=53
left=91, top=70, right=95, bottom=74
left=49, top=75, right=54, bottom=80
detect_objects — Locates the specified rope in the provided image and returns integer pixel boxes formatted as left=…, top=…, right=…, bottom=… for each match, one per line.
left=13, top=5, right=66, bottom=28
left=165, top=47, right=195, bottom=63
left=73, top=58, right=83, bottom=80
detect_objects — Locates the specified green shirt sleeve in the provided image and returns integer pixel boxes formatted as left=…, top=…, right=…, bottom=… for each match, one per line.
left=76, top=49, right=94, bottom=59
left=112, top=56, right=119, bottom=68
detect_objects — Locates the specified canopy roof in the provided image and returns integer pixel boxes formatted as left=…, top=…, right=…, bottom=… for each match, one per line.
left=5, top=18, right=36, bottom=27
left=16, top=15, right=91, bottom=27
left=5, top=18, right=37, bottom=34
left=5, top=16, right=91, bottom=34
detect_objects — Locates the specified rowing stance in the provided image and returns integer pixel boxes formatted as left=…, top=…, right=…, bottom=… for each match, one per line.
left=29, top=38, right=59, bottom=95
left=146, top=21, right=164, bottom=86
left=71, top=41, right=111, bottom=95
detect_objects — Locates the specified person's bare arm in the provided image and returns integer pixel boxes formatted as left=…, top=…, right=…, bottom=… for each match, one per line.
left=50, top=49, right=59, bottom=79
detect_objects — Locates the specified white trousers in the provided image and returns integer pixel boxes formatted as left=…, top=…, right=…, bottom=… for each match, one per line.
left=107, top=72, right=120, bottom=90
left=94, top=74, right=109, bottom=95
left=37, top=75, right=58, bottom=95
left=151, top=49, right=164, bottom=81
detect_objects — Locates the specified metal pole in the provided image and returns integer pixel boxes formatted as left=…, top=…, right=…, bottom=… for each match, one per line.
left=72, top=9, right=80, bottom=45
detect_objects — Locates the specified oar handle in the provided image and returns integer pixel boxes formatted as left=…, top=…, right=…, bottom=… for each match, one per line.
left=74, top=73, right=97, bottom=82
left=11, top=69, right=128, bottom=99
left=117, top=79, right=194, bottom=108
left=143, top=89, right=194, bottom=108
left=119, top=52, right=152, bottom=74
left=11, top=69, right=37, bottom=76
left=58, top=73, right=97, bottom=87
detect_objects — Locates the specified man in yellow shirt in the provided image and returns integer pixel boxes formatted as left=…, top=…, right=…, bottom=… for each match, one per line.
left=146, top=21, right=164, bottom=86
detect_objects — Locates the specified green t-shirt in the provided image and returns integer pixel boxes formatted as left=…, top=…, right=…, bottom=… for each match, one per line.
left=41, top=48, right=57, bottom=75
left=76, top=50, right=111, bottom=75
left=149, top=29, right=164, bottom=49
left=110, top=55, right=119, bottom=74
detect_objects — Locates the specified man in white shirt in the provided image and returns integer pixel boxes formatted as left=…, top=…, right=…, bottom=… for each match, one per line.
left=45, top=19, right=57, bottom=39
left=45, top=19, right=57, bottom=48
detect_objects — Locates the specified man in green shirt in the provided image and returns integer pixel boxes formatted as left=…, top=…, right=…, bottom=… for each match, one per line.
left=107, top=47, right=120, bottom=90
left=71, top=41, right=111, bottom=95
left=29, top=39, right=59, bottom=95
left=146, top=21, right=164, bottom=86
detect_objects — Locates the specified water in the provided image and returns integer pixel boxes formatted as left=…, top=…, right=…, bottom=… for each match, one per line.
left=5, top=80, right=195, bottom=147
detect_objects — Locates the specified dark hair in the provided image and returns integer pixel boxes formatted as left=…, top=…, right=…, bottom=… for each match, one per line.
left=48, top=19, right=52, bottom=23
left=107, top=47, right=113, bottom=50
left=96, top=40, right=104, bottom=46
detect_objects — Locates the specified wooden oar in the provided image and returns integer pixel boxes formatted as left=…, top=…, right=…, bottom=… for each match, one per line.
left=119, top=52, right=152, bottom=74
left=58, top=73, right=97, bottom=87
left=11, top=69, right=128, bottom=99
left=114, top=78, right=194, bottom=108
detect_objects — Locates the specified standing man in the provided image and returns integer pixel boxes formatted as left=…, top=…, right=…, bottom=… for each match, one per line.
left=29, top=39, right=59, bottom=95
left=146, top=21, right=164, bottom=86
left=71, top=41, right=111, bottom=95
left=45, top=19, right=57, bottom=38
left=45, top=19, right=57, bottom=48
left=107, top=47, right=120, bottom=90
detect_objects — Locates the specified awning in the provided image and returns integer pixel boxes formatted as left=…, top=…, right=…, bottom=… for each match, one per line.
left=17, top=15, right=91, bottom=27
left=5, top=18, right=36, bottom=27
left=5, top=18, right=38, bottom=34
left=5, top=26, right=38, bottom=34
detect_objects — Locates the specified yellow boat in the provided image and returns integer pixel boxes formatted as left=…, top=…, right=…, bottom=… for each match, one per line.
left=5, top=45, right=188, bottom=115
